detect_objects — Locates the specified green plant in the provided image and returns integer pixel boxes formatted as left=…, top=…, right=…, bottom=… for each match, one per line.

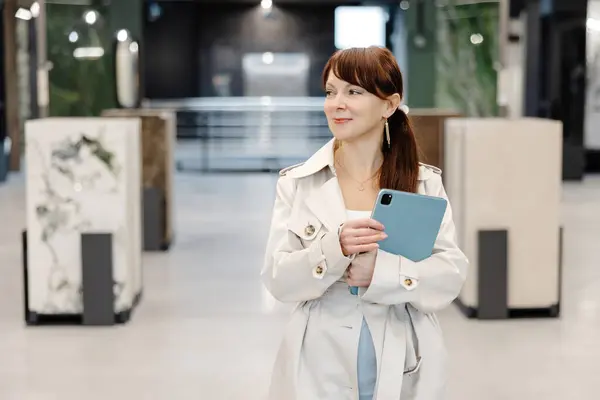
left=436, top=1, right=499, bottom=117
left=47, top=3, right=116, bottom=117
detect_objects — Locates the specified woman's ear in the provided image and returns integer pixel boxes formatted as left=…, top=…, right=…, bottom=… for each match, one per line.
left=384, top=93, right=402, bottom=118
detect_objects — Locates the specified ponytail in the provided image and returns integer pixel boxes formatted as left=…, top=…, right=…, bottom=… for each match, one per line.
left=379, top=109, right=420, bottom=193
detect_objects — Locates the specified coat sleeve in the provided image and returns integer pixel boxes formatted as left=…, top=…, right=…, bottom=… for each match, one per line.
left=261, top=175, right=353, bottom=303
left=360, top=175, right=469, bottom=313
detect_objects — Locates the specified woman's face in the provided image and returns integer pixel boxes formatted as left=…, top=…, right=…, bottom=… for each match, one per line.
left=323, top=72, right=388, bottom=143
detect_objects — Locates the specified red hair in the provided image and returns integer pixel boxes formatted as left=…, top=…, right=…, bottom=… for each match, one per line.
left=322, top=46, right=419, bottom=193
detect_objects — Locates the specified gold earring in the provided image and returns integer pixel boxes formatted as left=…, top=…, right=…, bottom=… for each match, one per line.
left=385, top=120, right=390, bottom=147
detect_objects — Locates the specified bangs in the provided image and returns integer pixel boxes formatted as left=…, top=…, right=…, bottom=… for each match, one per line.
left=322, top=47, right=394, bottom=97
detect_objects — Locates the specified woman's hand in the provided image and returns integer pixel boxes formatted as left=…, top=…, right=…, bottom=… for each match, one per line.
left=347, top=251, right=377, bottom=288
left=339, top=218, right=386, bottom=256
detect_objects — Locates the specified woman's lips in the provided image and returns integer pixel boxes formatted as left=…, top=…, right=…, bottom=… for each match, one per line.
left=333, top=118, right=352, bottom=124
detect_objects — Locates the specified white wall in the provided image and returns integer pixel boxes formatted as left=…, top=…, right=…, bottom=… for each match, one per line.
left=390, top=9, right=409, bottom=101
left=585, top=1, right=600, bottom=149
left=497, top=16, right=525, bottom=118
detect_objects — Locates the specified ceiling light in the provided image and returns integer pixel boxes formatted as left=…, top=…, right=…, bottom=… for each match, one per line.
left=117, top=29, right=129, bottom=42
left=15, top=8, right=32, bottom=20
left=470, top=33, right=484, bottom=45
left=262, top=52, right=274, bottom=64
left=84, top=10, right=97, bottom=25
left=30, top=2, right=40, bottom=18
left=261, top=0, right=272, bottom=10
left=73, top=47, right=104, bottom=60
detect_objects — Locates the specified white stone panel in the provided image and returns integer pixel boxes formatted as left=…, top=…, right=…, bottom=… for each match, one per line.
left=25, top=118, right=141, bottom=314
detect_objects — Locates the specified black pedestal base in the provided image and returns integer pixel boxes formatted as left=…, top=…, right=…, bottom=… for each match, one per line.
left=25, top=292, right=143, bottom=326
left=454, top=298, right=560, bottom=320
left=22, top=230, right=143, bottom=326
left=0, top=149, right=8, bottom=183
left=143, top=187, right=172, bottom=252
left=456, top=227, right=563, bottom=320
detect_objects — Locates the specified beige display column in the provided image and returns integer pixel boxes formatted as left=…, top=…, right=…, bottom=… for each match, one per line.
left=444, top=118, right=563, bottom=319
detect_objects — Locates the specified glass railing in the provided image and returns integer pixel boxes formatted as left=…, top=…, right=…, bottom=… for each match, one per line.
left=145, top=97, right=331, bottom=173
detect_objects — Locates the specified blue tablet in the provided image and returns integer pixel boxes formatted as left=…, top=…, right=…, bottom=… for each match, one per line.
left=371, top=188, right=447, bottom=261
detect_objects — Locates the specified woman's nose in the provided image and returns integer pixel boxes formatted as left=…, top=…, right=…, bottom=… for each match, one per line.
left=333, top=94, right=347, bottom=109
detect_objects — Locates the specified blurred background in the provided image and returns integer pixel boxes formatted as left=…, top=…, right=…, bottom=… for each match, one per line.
left=0, top=0, right=598, bottom=399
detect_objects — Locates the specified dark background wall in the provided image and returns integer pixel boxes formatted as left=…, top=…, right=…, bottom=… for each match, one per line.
left=523, top=0, right=587, bottom=179
left=144, top=2, right=338, bottom=98
left=144, top=2, right=200, bottom=98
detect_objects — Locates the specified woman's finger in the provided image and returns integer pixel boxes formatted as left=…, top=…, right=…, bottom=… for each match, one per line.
left=346, top=233, right=386, bottom=245
left=358, top=218, right=385, bottom=231
left=345, top=218, right=385, bottom=231
left=346, top=243, right=379, bottom=254
left=346, top=227, right=382, bottom=237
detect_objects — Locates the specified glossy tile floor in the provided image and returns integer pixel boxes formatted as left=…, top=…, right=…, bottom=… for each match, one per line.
left=0, top=171, right=599, bottom=400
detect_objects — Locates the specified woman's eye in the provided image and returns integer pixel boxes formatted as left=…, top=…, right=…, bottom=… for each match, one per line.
left=349, top=89, right=362, bottom=95
left=325, top=90, right=334, bottom=96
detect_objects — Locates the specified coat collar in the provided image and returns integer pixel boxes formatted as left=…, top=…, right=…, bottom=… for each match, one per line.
left=282, top=138, right=441, bottom=180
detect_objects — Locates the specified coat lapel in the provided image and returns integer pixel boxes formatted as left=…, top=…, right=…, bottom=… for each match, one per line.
left=289, top=138, right=440, bottom=235
left=304, top=176, right=347, bottom=233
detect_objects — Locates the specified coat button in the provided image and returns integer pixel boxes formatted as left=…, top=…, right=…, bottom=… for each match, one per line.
left=404, top=278, right=413, bottom=287
left=305, top=224, right=316, bottom=236
left=313, top=264, right=327, bottom=279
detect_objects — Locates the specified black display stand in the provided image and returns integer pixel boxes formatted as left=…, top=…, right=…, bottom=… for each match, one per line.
left=143, top=187, right=171, bottom=251
left=0, top=147, right=7, bottom=182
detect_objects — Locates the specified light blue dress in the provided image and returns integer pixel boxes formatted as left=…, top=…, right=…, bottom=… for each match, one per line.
left=346, top=209, right=378, bottom=400
left=357, top=316, right=377, bottom=400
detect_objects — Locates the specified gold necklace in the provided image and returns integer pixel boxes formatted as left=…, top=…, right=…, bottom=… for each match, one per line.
left=335, top=154, right=381, bottom=192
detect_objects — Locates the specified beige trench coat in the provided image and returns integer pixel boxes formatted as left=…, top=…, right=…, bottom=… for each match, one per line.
left=261, top=139, right=469, bottom=400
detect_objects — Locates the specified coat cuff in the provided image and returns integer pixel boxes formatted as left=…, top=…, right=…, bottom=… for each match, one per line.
left=399, top=256, right=420, bottom=289
left=312, top=231, right=353, bottom=280
left=361, top=250, right=420, bottom=303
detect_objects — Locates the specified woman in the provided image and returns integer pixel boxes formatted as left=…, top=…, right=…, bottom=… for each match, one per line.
left=261, top=46, right=468, bottom=400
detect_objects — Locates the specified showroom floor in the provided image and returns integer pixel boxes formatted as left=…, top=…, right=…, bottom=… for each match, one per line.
left=0, top=170, right=599, bottom=400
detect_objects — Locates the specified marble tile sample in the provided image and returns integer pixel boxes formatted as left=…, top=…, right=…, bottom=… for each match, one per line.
left=409, top=109, right=462, bottom=170
left=444, top=118, right=562, bottom=309
left=102, top=109, right=176, bottom=247
left=25, top=118, right=142, bottom=315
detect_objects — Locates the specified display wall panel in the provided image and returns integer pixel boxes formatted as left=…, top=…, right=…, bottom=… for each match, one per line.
left=410, top=109, right=462, bottom=171
left=102, top=109, right=176, bottom=249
